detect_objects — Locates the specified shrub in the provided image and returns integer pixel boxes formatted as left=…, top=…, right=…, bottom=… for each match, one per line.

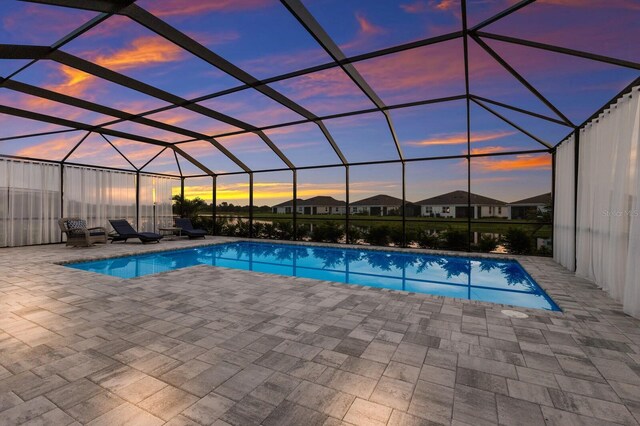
left=441, top=229, right=468, bottom=251
left=503, top=228, right=533, bottom=254
left=310, top=221, right=344, bottom=243
left=416, top=230, right=442, bottom=249
left=364, top=225, right=391, bottom=246
left=477, top=234, right=499, bottom=253
left=347, top=225, right=364, bottom=244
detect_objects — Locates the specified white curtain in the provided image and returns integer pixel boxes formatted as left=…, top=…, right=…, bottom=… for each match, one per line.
left=573, top=86, right=640, bottom=317
left=0, top=159, right=61, bottom=247
left=139, top=175, right=178, bottom=232
left=63, top=166, right=136, bottom=232
left=553, top=135, right=575, bottom=271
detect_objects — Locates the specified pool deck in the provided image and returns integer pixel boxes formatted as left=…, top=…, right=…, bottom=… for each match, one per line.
left=0, top=237, right=639, bottom=425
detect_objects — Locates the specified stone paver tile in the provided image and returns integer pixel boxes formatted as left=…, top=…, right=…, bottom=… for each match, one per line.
left=273, top=340, right=323, bottom=361
left=286, top=380, right=355, bottom=418
left=455, top=366, right=508, bottom=395
left=0, top=396, right=56, bottom=425
left=387, top=410, right=434, bottom=426
left=21, top=407, right=76, bottom=425
left=45, top=378, right=103, bottom=409
left=590, top=357, right=640, bottom=386
left=392, top=342, right=428, bottom=367
left=555, top=374, right=621, bottom=402
left=610, top=381, right=640, bottom=403
left=521, top=351, right=563, bottom=374
left=506, top=379, right=553, bottom=406
left=87, top=401, right=164, bottom=426
left=407, top=379, right=454, bottom=424
left=6, top=371, right=68, bottom=401
left=180, top=393, right=234, bottom=425
left=383, top=361, right=420, bottom=384
left=369, top=376, right=414, bottom=411
left=160, top=359, right=212, bottom=387
left=333, top=338, right=369, bottom=357
left=163, top=414, right=202, bottom=426
left=262, top=400, right=327, bottom=426
left=376, top=329, right=404, bottom=344
left=313, top=350, right=348, bottom=368
left=361, top=340, right=398, bottom=364
left=556, top=355, right=605, bottom=381
left=0, top=391, right=23, bottom=412
left=138, top=385, right=199, bottom=421
left=180, top=362, right=241, bottom=397
left=66, top=391, right=125, bottom=424
left=424, top=348, right=458, bottom=370
left=515, top=366, right=559, bottom=389
left=343, top=398, right=392, bottom=426
left=315, top=367, right=378, bottom=399
left=113, top=375, right=167, bottom=404
left=549, top=388, right=638, bottom=425
left=287, top=360, right=327, bottom=381
left=339, top=356, right=386, bottom=380
left=216, top=363, right=274, bottom=401
left=220, top=394, right=276, bottom=426
left=452, top=384, right=497, bottom=426
left=541, top=406, right=620, bottom=426
left=255, top=351, right=301, bottom=372
left=249, top=372, right=301, bottom=406
left=419, top=364, right=455, bottom=387
left=457, top=354, right=517, bottom=379
left=88, top=365, right=147, bottom=393
left=496, top=394, right=546, bottom=426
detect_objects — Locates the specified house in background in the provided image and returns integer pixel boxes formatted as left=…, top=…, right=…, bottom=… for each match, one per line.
left=416, top=190, right=508, bottom=219
left=509, top=193, right=552, bottom=220
left=272, top=196, right=345, bottom=215
left=350, top=194, right=419, bottom=216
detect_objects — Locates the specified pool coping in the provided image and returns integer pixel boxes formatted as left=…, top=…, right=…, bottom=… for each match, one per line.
left=55, top=237, right=567, bottom=316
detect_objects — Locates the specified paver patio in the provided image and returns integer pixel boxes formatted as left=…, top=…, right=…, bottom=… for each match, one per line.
left=0, top=238, right=639, bottom=425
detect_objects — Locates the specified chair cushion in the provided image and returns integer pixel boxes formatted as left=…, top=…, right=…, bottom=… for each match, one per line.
left=89, top=231, right=106, bottom=237
left=67, top=219, right=87, bottom=230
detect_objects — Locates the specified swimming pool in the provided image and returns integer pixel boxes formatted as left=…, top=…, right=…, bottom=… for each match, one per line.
left=65, top=242, right=560, bottom=311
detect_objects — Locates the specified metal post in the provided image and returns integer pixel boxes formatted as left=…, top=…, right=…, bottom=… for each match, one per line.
left=60, top=164, right=64, bottom=242
left=249, top=173, right=254, bottom=238
left=462, top=0, right=472, bottom=252
left=180, top=177, right=185, bottom=217
left=135, top=171, right=140, bottom=229
left=292, top=170, right=298, bottom=240
left=573, top=130, right=580, bottom=272
left=212, top=176, right=217, bottom=235
left=345, top=165, right=350, bottom=244
left=550, top=151, right=556, bottom=255
left=402, top=161, right=406, bottom=247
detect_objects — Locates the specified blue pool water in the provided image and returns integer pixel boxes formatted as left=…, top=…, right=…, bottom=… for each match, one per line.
left=66, top=242, right=560, bottom=311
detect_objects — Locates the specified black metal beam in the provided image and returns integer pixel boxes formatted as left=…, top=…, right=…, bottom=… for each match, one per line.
left=470, top=35, right=574, bottom=127
left=212, top=148, right=551, bottom=176
left=471, top=98, right=553, bottom=149
left=100, top=133, right=138, bottom=170
left=281, top=0, right=404, bottom=162
left=0, top=128, right=77, bottom=143
left=469, top=95, right=570, bottom=127
left=173, top=150, right=182, bottom=177
left=462, top=0, right=472, bottom=252
left=468, top=0, right=536, bottom=32
left=61, top=131, right=91, bottom=162
left=477, top=32, right=640, bottom=71
left=22, top=0, right=134, bottom=13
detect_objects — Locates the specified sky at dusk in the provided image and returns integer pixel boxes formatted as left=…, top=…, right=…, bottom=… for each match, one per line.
left=1, top=0, right=638, bottom=205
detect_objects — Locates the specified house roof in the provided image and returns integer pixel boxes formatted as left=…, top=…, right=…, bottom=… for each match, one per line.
left=416, top=190, right=506, bottom=206
left=351, top=194, right=405, bottom=206
left=272, top=196, right=345, bottom=208
left=510, top=193, right=552, bottom=205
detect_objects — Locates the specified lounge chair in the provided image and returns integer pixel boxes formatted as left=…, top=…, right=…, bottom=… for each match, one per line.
left=108, top=219, right=163, bottom=244
left=174, top=218, right=207, bottom=239
left=58, top=217, right=108, bottom=247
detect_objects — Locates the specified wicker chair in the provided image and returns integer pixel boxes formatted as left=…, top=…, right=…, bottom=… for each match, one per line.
left=58, top=218, right=108, bottom=247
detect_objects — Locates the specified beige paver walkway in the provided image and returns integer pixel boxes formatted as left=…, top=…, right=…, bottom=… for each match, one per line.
left=0, top=237, right=639, bottom=425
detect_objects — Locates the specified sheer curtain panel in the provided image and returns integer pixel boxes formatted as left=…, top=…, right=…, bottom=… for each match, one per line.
left=553, top=135, right=575, bottom=271
left=139, top=175, right=179, bottom=232
left=0, top=159, right=61, bottom=247
left=573, top=86, right=640, bottom=317
left=63, top=166, right=136, bottom=233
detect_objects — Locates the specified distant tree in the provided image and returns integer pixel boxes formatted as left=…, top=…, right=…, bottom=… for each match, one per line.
left=173, top=195, right=207, bottom=219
